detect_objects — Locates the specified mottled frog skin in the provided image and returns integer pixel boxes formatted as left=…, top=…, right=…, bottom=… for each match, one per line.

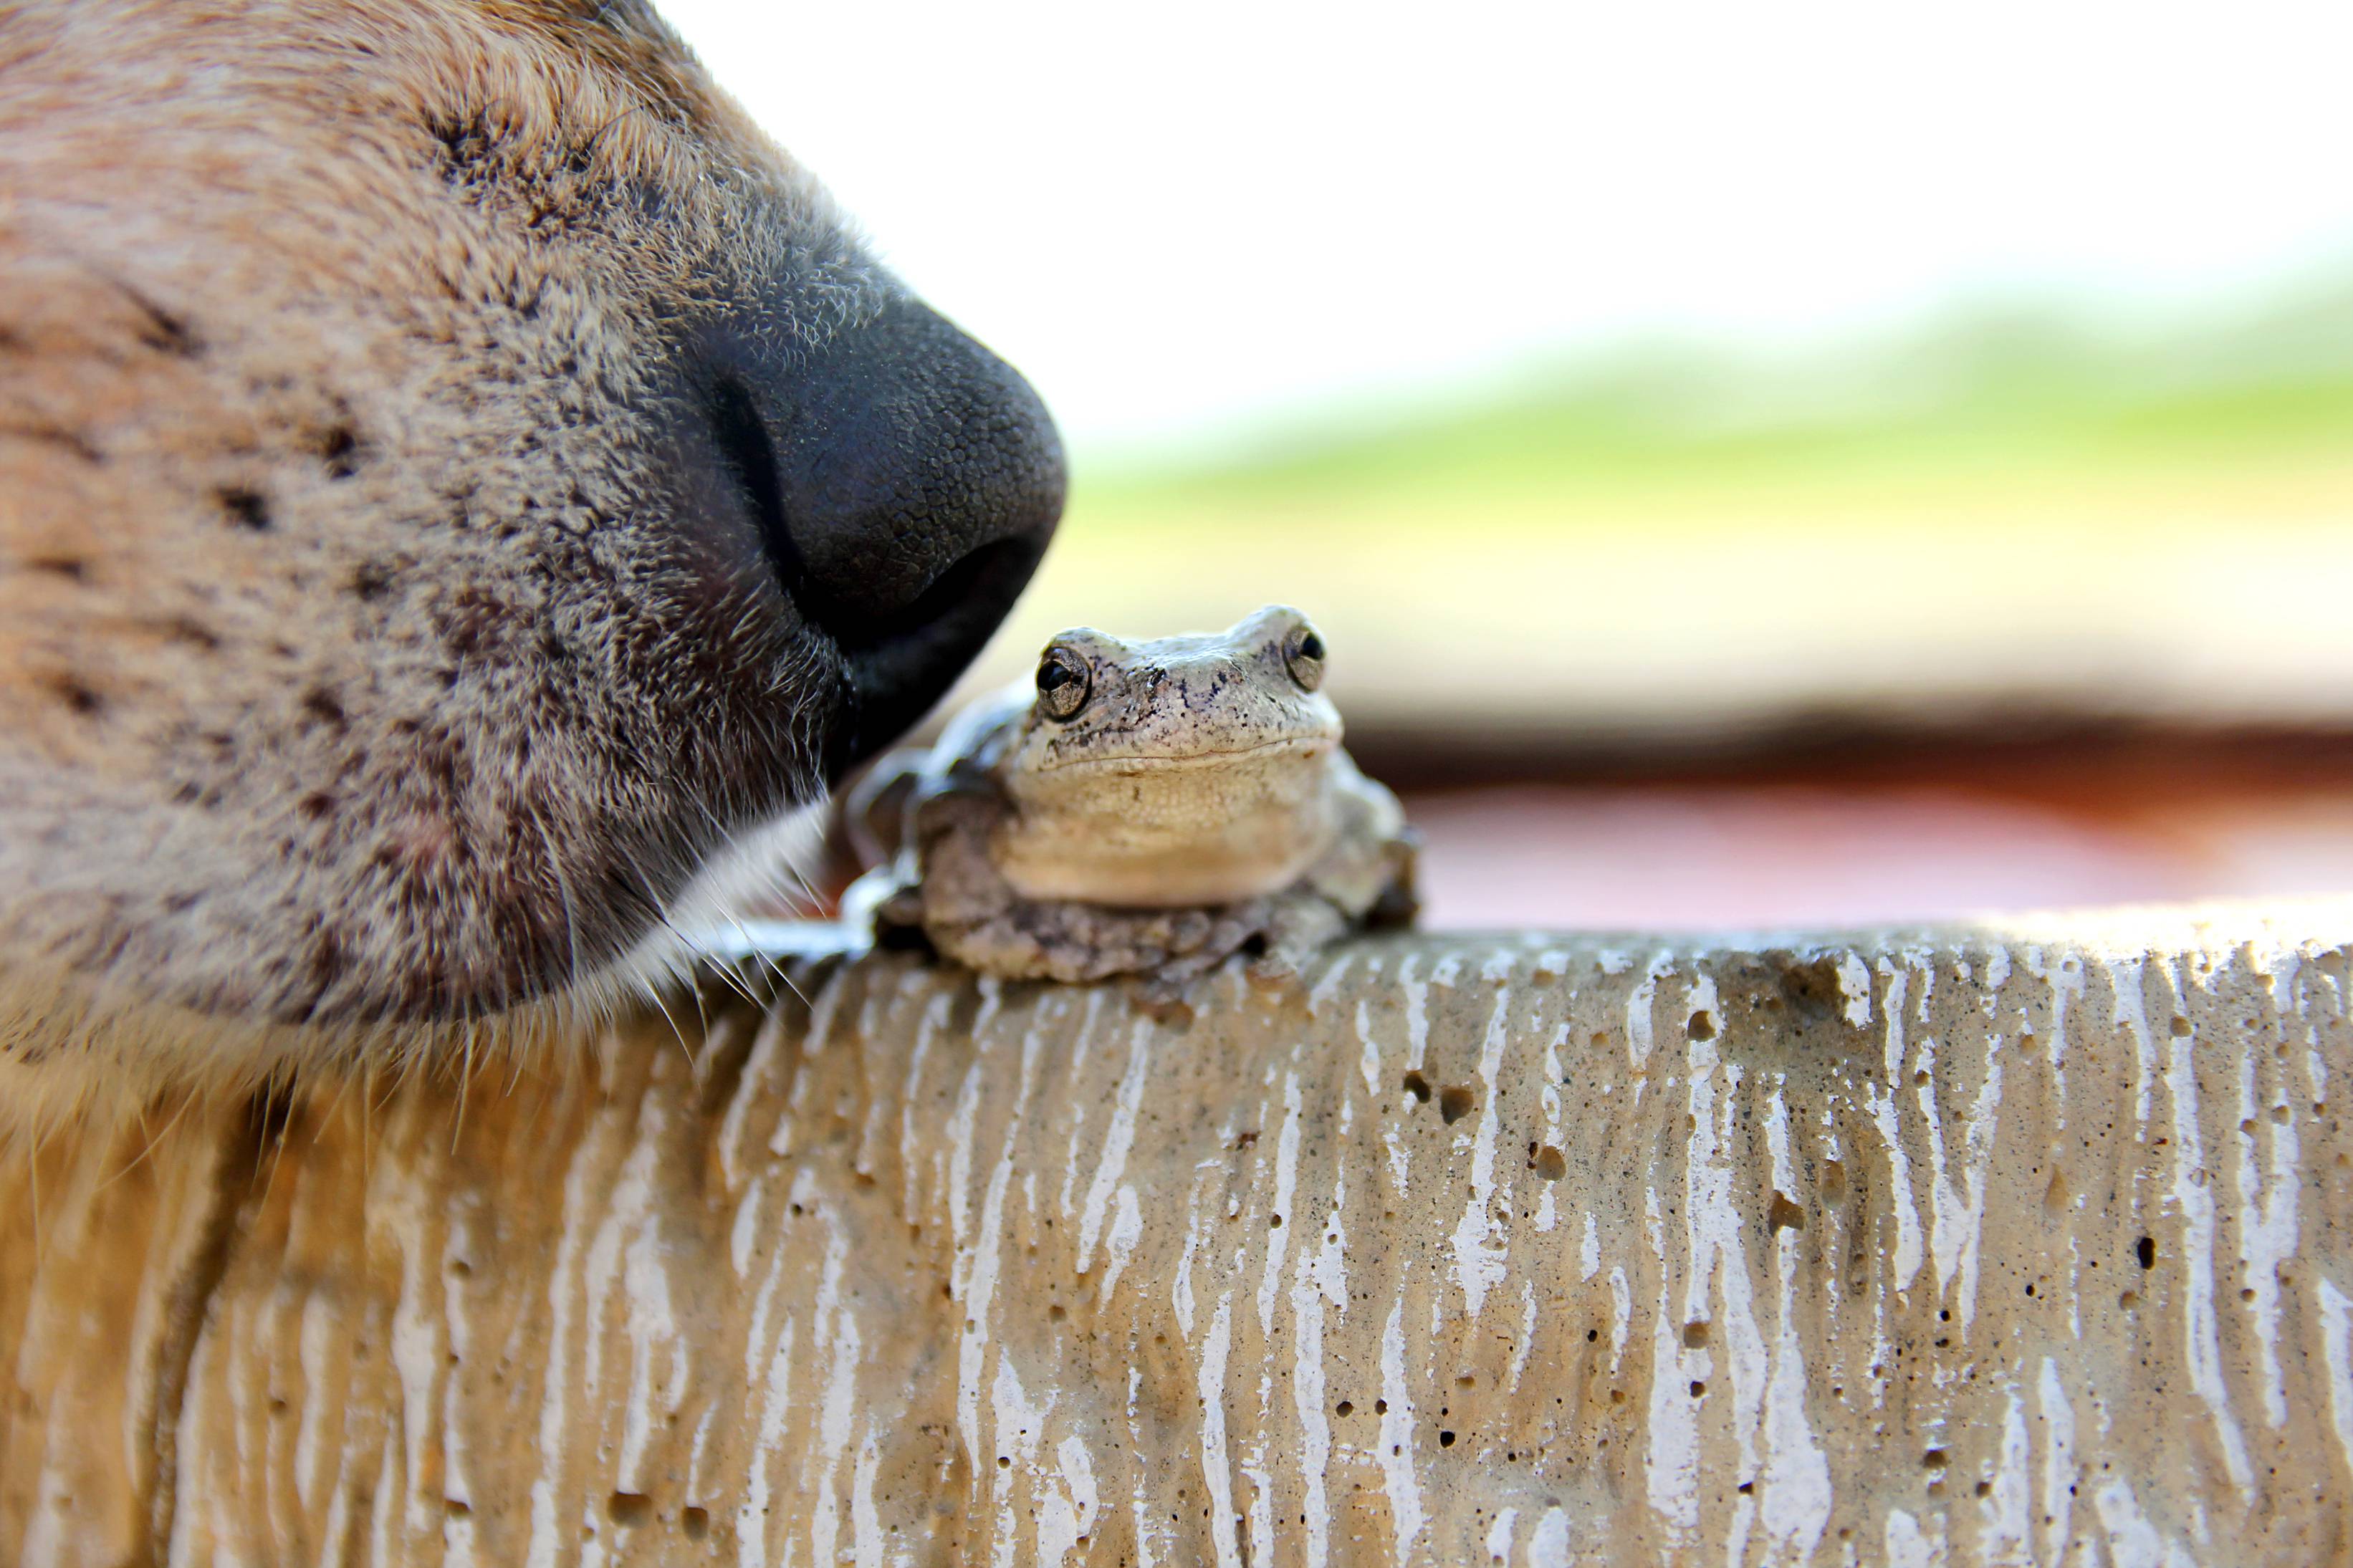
left=845, top=605, right=1416, bottom=989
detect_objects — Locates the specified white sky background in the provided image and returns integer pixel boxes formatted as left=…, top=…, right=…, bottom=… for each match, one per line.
left=661, top=0, right=2353, bottom=461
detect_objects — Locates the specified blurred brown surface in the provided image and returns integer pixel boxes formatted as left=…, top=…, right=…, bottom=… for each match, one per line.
left=1396, top=726, right=2353, bottom=929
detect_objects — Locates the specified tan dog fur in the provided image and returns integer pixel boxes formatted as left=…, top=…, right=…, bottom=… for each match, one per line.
left=0, top=1, right=1026, bottom=1131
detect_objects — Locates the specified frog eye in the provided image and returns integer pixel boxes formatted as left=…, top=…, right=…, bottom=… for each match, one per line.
left=1283, top=624, right=1326, bottom=692
left=1035, top=645, right=1092, bottom=720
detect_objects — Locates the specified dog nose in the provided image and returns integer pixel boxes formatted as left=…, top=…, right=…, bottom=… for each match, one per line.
left=696, top=293, right=1065, bottom=771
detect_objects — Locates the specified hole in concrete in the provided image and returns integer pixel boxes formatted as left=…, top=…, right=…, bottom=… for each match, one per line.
left=1687, top=1011, right=1715, bottom=1042
left=1682, top=1320, right=1710, bottom=1347
left=607, top=1493, right=652, bottom=1527
left=2170, top=1016, right=2191, bottom=1038
left=2137, top=1236, right=2156, bottom=1270
left=1820, top=1160, right=1848, bottom=1204
left=1531, top=1145, right=1567, bottom=1180
left=1439, top=1085, right=1475, bottom=1123
left=682, top=1508, right=710, bottom=1539
left=1767, top=1193, right=1806, bottom=1233
left=1402, top=1072, right=1432, bottom=1103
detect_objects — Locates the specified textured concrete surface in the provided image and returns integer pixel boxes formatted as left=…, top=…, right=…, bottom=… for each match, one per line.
left=4, top=903, right=2352, bottom=1565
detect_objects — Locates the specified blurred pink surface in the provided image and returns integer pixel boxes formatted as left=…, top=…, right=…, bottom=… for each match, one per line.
left=1407, top=784, right=2353, bottom=930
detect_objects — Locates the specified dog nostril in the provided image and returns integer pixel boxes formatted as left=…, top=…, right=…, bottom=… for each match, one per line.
left=702, top=372, right=803, bottom=602
left=836, top=531, right=1045, bottom=760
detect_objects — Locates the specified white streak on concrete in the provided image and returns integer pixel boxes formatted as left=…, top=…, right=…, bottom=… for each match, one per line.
left=1198, top=1292, right=1242, bottom=1568
left=1759, top=1150, right=1831, bottom=1566
left=1609, top=1266, right=1631, bottom=1370
left=717, top=999, right=797, bottom=1189
left=850, top=1433, right=884, bottom=1568
left=2111, top=957, right=2160, bottom=1130
left=1357, top=999, right=1384, bottom=1103
left=1308, top=953, right=1353, bottom=1019
left=2234, top=1021, right=2301, bottom=1428
left=1508, top=1278, right=1537, bottom=1394
left=1979, top=1383, right=2033, bottom=1566
left=1676, top=996, right=1775, bottom=1555
left=1838, top=951, right=1873, bottom=1029
left=2163, top=984, right=2254, bottom=1494
left=1528, top=1506, right=1571, bottom=1565
left=806, top=1228, right=861, bottom=1568
left=2037, top=1357, right=2076, bottom=1567
left=441, top=1210, right=478, bottom=1531
left=1626, top=955, right=1671, bottom=1073
left=1866, top=1082, right=1925, bottom=1294
left=1451, top=991, right=1515, bottom=1318
left=379, top=1162, right=440, bottom=1540
left=1765, top=1082, right=1796, bottom=1197
left=1485, top=1509, right=1517, bottom=1561
left=1079, top=1018, right=1154, bottom=1271
left=1259, top=1071, right=1304, bottom=1336
left=2032, top=946, right=2084, bottom=1130
left=1879, top=960, right=1908, bottom=1080
left=1174, top=1188, right=1204, bottom=1342
left=1921, top=1037, right=2001, bottom=1331
left=734, top=1316, right=795, bottom=1568
left=1378, top=1292, right=1425, bottom=1559
left=526, top=1104, right=618, bottom=1568
left=1101, top=1185, right=1144, bottom=1304
left=1580, top=1212, right=1601, bottom=1282
left=295, top=1292, right=332, bottom=1509
left=2316, top=1278, right=2353, bottom=1491
left=958, top=1025, right=1045, bottom=1479
left=1290, top=1182, right=1346, bottom=1568
left=1644, top=1188, right=1699, bottom=1544
left=1036, top=1434, right=1099, bottom=1564
left=1883, top=1509, right=1937, bottom=1568
left=1400, top=956, right=1429, bottom=1072
left=2094, top=1477, right=2197, bottom=1568
left=898, top=991, right=952, bottom=1213
left=987, top=1347, right=1055, bottom=1568
left=729, top=1175, right=763, bottom=1281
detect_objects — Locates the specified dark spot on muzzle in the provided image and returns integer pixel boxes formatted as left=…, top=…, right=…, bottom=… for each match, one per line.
left=692, top=294, right=1064, bottom=774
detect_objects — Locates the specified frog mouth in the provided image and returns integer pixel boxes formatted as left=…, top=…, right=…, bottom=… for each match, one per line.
left=1035, top=735, right=1339, bottom=774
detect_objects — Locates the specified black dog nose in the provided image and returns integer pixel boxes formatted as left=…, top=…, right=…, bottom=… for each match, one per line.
left=697, top=294, right=1065, bottom=771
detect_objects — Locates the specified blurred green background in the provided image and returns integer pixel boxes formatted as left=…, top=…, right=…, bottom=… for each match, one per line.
left=964, top=274, right=2353, bottom=740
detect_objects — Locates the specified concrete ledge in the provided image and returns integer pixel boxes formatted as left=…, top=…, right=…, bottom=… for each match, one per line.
left=4, top=903, right=2352, bottom=1564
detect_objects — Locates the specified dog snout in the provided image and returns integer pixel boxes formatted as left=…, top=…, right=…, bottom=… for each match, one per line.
left=694, top=293, right=1065, bottom=771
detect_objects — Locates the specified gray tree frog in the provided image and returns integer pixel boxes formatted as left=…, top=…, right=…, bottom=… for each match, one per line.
left=844, top=605, right=1417, bottom=991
